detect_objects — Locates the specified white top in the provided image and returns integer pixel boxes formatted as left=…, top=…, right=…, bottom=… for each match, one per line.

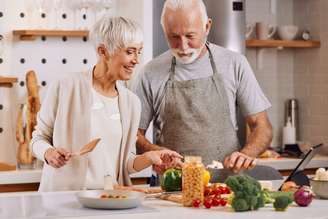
left=85, top=89, right=123, bottom=189
left=30, top=71, right=141, bottom=191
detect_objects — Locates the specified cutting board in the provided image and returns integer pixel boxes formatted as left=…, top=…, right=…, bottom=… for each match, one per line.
left=0, top=162, right=16, bottom=171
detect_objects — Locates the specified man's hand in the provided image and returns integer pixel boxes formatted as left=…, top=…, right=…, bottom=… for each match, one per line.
left=44, top=147, right=71, bottom=168
left=223, top=151, right=256, bottom=173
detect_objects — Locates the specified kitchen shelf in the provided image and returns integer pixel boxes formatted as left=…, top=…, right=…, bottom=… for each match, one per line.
left=0, top=76, right=18, bottom=87
left=246, top=39, right=321, bottom=48
left=13, top=30, right=89, bottom=41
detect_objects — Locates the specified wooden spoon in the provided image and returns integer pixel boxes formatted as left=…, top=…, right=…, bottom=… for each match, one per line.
left=72, top=138, right=101, bottom=156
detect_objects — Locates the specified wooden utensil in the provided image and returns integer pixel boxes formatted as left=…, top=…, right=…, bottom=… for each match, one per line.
left=72, top=138, right=101, bottom=156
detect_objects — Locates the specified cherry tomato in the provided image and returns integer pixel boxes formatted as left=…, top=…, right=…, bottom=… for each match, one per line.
left=217, top=186, right=224, bottom=193
left=225, top=187, right=231, bottom=194
left=204, top=187, right=211, bottom=196
left=204, top=199, right=212, bottom=209
left=219, top=199, right=227, bottom=206
left=212, top=188, right=221, bottom=196
left=192, top=199, right=201, bottom=208
left=212, top=197, right=220, bottom=207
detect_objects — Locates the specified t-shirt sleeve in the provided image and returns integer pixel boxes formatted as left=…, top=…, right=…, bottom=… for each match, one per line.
left=236, top=55, right=271, bottom=116
left=134, top=68, right=154, bottom=130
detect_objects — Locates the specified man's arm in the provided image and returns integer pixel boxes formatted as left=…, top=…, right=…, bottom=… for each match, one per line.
left=241, top=111, right=273, bottom=157
left=136, top=129, right=164, bottom=154
left=224, top=111, right=272, bottom=172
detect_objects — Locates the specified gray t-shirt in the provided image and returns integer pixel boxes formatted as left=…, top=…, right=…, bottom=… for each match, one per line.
left=135, top=43, right=271, bottom=133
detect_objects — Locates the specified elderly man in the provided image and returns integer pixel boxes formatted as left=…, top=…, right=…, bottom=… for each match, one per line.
left=135, top=0, right=273, bottom=173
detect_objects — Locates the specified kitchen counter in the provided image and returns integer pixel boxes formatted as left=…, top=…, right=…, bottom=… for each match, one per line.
left=0, top=155, right=327, bottom=186
left=0, top=167, right=152, bottom=192
left=258, top=155, right=328, bottom=170
left=0, top=188, right=327, bottom=219
left=0, top=167, right=152, bottom=185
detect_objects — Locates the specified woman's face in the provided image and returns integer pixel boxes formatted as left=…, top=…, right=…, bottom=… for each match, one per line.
left=102, top=43, right=143, bottom=81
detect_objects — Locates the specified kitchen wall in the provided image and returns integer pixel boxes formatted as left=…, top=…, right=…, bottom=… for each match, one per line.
left=246, top=0, right=295, bottom=148
left=0, top=0, right=152, bottom=164
left=294, top=0, right=328, bottom=153
left=0, top=0, right=327, bottom=165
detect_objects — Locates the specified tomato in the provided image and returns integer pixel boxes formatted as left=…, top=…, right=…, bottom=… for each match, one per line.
left=204, top=187, right=211, bottom=196
left=192, top=199, right=201, bottom=208
left=212, top=188, right=221, bottom=196
left=204, top=199, right=212, bottom=209
left=212, top=197, right=220, bottom=207
left=217, top=186, right=224, bottom=194
left=219, top=199, right=227, bottom=206
left=224, top=187, right=231, bottom=194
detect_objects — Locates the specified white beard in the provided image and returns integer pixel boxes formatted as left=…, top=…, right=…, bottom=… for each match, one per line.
left=171, top=47, right=203, bottom=64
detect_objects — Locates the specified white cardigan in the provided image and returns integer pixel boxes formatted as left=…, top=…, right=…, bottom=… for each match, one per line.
left=30, top=69, right=141, bottom=192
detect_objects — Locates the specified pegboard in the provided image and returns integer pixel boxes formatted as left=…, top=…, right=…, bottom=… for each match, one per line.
left=0, top=0, right=119, bottom=164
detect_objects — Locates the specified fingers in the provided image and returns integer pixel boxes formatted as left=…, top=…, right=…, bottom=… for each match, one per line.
left=249, top=158, right=257, bottom=169
left=57, top=148, right=71, bottom=160
left=233, top=156, right=246, bottom=173
left=223, top=156, right=231, bottom=169
left=228, top=152, right=240, bottom=168
left=224, top=151, right=257, bottom=173
left=45, top=147, right=71, bottom=169
left=153, top=164, right=166, bottom=174
left=243, top=157, right=253, bottom=170
left=160, top=149, right=183, bottom=159
left=145, top=151, right=162, bottom=166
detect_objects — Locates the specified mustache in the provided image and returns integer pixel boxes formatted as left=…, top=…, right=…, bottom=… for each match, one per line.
left=171, top=48, right=198, bottom=55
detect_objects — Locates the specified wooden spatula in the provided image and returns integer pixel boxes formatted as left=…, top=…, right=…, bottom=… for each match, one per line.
left=72, top=138, right=101, bottom=156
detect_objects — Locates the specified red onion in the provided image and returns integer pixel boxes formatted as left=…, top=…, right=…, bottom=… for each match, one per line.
left=294, top=186, right=313, bottom=207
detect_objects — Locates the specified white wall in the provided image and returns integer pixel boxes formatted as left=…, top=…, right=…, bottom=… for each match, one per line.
left=246, top=0, right=295, bottom=148
left=0, top=0, right=152, bottom=164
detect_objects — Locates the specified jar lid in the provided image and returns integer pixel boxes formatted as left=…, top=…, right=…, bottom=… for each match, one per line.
left=184, top=156, right=202, bottom=163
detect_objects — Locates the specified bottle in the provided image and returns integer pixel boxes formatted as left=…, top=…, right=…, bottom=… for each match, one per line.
left=104, top=174, right=114, bottom=190
left=285, top=99, right=299, bottom=141
left=182, top=156, right=205, bottom=207
left=282, top=117, right=296, bottom=150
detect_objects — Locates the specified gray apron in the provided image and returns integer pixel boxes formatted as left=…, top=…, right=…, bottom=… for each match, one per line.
left=157, top=44, right=240, bottom=165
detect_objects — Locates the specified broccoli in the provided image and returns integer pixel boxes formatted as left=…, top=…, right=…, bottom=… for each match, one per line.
left=231, top=199, right=249, bottom=212
left=273, top=195, right=293, bottom=211
left=263, top=189, right=275, bottom=204
left=225, top=175, right=265, bottom=212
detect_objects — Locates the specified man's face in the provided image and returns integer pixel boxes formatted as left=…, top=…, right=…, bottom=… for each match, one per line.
left=163, top=7, right=210, bottom=64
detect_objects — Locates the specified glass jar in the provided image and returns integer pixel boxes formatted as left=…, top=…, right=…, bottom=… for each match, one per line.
left=182, top=156, right=205, bottom=207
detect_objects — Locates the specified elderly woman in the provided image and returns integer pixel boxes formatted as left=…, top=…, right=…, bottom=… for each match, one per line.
left=31, top=15, right=181, bottom=192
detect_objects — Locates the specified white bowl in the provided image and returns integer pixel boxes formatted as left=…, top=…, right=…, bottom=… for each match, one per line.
left=277, top=25, right=299, bottom=40
left=76, top=190, right=145, bottom=209
left=310, top=178, right=328, bottom=199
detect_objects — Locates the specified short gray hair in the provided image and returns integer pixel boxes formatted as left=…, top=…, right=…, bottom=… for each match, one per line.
left=90, top=15, right=143, bottom=54
left=160, top=0, right=208, bottom=31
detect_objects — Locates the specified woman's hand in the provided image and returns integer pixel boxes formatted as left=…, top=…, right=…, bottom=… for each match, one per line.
left=145, top=149, right=183, bottom=171
left=44, top=147, right=71, bottom=168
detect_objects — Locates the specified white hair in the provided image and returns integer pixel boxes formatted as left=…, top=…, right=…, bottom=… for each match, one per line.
left=160, top=0, right=208, bottom=31
left=90, top=15, right=143, bottom=54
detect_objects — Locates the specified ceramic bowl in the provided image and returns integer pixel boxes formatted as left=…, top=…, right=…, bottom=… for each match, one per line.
left=277, top=25, right=299, bottom=40
left=310, top=178, right=328, bottom=199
